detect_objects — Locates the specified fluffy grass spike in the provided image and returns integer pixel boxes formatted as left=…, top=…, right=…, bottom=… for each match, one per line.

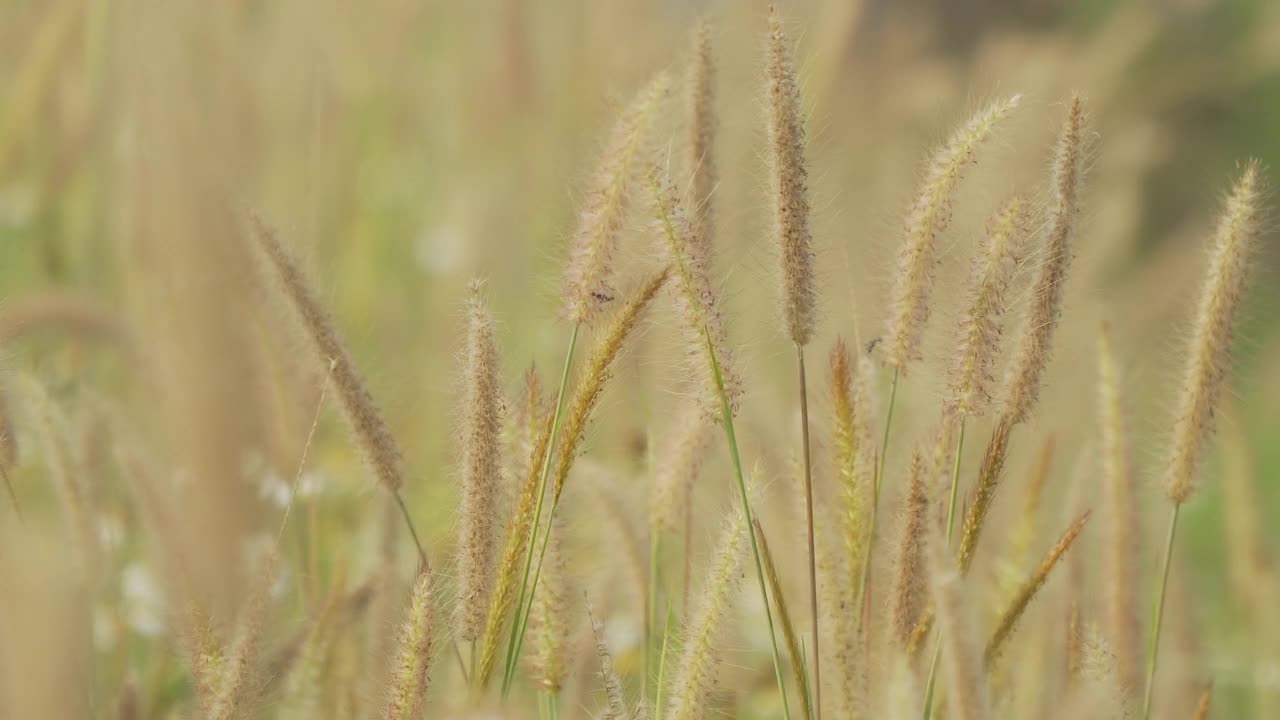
left=883, top=95, right=1021, bottom=373
left=562, top=72, right=671, bottom=326
left=1001, top=95, right=1087, bottom=425
left=456, top=281, right=504, bottom=642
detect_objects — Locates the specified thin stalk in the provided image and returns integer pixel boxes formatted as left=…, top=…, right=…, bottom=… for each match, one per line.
left=707, top=330, right=793, bottom=720
left=877, top=368, right=902, bottom=502
left=509, top=482, right=568, bottom=692
left=920, top=416, right=968, bottom=720
left=501, top=324, right=581, bottom=695
left=1142, top=503, right=1181, bottom=720
left=394, top=491, right=428, bottom=572
left=655, top=601, right=673, bottom=720
left=548, top=690, right=560, bottom=720
left=944, top=419, right=967, bottom=542
left=859, top=367, right=901, bottom=652
left=796, top=345, right=821, bottom=720
left=1, top=463, right=21, bottom=524
left=682, top=497, right=693, bottom=617
left=646, top=532, right=662, bottom=703
left=799, top=636, right=815, bottom=720
left=921, top=643, right=941, bottom=720
left=469, top=642, right=477, bottom=693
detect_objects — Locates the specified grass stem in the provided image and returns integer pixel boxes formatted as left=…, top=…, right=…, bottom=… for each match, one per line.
left=859, top=367, right=901, bottom=653
left=796, top=345, right=821, bottom=720
left=920, top=416, right=968, bottom=719
left=1142, top=503, right=1181, bottom=720
left=502, top=323, right=580, bottom=695
left=707, top=329, right=793, bottom=720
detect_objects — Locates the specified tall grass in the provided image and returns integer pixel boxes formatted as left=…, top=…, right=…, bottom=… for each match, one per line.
left=0, top=5, right=1272, bottom=720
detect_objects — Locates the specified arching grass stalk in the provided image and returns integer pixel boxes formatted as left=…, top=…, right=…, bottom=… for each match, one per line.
left=501, top=324, right=580, bottom=695
left=706, top=329, right=792, bottom=720
left=1142, top=504, right=1180, bottom=720
left=920, top=418, right=967, bottom=718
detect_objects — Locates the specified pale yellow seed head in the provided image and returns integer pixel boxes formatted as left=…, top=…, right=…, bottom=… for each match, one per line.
left=947, top=194, right=1030, bottom=418
left=563, top=72, right=671, bottom=326
left=1097, top=320, right=1142, bottom=691
left=587, top=603, right=631, bottom=720
left=384, top=571, right=434, bottom=720
left=647, top=165, right=740, bottom=414
left=553, top=269, right=670, bottom=502
left=477, top=408, right=554, bottom=688
left=1165, top=160, right=1263, bottom=504
left=455, top=282, right=504, bottom=640
left=1002, top=95, right=1087, bottom=424
left=527, top=513, right=570, bottom=692
left=666, top=506, right=747, bottom=720
left=207, top=548, right=279, bottom=720
left=985, top=511, right=1090, bottom=666
left=884, top=95, right=1022, bottom=373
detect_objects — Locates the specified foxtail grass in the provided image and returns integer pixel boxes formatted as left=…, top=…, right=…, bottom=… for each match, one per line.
left=505, top=269, right=669, bottom=693
left=756, top=517, right=814, bottom=720
left=456, top=282, right=504, bottom=646
left=766, top=12, right=821, bottom=706
left=986, top=511, right=1090, bottom=666
left=665, top=502, right=748, bottom=720
left=384, top=571, right=435, bottom=720
left=883, top=95, right=1021, bottom=374
left=588, top=602, right=631, bottom=720
left=705, top=328, right=793, bottom=720
left=1097, top=321, right=1142, bottom=693
left=1001, top=95, right=1086, bottom=426
left=250, top=220, right=427, bottom=566
left=1143, top=160, right=1261, bottom=720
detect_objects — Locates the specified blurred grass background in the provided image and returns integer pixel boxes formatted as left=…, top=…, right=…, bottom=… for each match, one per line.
left=2, top=0, right=1280, bottom=715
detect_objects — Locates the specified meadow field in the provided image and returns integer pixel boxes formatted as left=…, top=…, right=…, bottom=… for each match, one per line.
left=2, top=0, right=1280, bottom=718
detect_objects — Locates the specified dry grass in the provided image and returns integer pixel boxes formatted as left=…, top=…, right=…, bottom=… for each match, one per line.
left=0, top=3, right=1275, bottom=720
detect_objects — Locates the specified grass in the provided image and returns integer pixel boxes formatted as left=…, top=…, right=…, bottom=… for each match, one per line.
left=0, top=2, right=1276, bottom=719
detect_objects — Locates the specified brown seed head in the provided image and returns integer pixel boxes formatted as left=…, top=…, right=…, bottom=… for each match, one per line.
left=985, top=511, right=1090, bottom=665
left=251, top=219, right=405, bottom=494
left=957, top=417, right=1014, bottom=574
left=477, top=408, right=554, bottom=688
left=767, top=8, right=817, bottom=346
left=891, top=448, right=930, bottom=649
